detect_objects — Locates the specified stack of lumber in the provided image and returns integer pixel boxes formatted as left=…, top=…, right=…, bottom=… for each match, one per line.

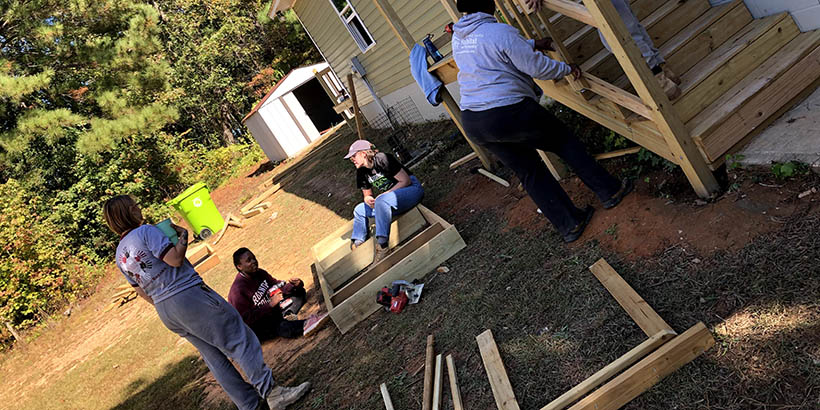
left=104, top=283, right=137, bottom=312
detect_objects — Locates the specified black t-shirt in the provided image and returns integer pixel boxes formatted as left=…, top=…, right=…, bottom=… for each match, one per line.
left=356, top=152, right=412, bottom=192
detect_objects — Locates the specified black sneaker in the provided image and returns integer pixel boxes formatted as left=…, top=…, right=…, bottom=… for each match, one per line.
left=602, top=179, right=634, bottom=209
left=563, top=206, right=595, bottom=243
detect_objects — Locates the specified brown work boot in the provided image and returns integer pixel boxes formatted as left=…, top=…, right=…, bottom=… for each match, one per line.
left=266, top=382, right=311, bottom=410
left=373, top=243, right=390, bottom=265
left=655, top=70, right=681, bottom=100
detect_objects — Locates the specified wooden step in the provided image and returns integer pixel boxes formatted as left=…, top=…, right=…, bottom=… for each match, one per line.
left=690, top=31, right=820, bottom=163
left=675, top=13, right=800, bottom=122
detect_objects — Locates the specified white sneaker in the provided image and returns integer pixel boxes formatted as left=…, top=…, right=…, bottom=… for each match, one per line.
left=303, top=313, right=329, bottom=337
left=266, top=382, right=311, bottom=410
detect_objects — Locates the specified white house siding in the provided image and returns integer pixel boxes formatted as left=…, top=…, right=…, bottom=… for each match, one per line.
left=744, top=0, right=820, bottom=31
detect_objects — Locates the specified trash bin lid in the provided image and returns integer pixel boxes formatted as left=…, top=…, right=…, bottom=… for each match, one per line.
left=168, top=182, right=209, bottom=206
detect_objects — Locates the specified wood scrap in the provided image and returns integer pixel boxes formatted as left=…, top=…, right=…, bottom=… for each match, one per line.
left=477, top=168, right=511, bottom=187
left=251, top=202, right=271, bottom=211
left=595, top=146, right=641, bottom=160
left=477, top=329, right=520, bottom=410
left=379, top=383, right=395, bottom=410
left=241, top=207, right=265, bottom=218
left=186, top=243, right=214, bottom=265
left=450, top=152, right=478, bottom=169
left=240, top=183, right=283, bottom=214
left=446, top=355, right=464, bottom=410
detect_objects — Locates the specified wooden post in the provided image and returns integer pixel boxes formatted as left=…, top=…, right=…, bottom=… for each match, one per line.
left=423, top=334, right=435, bottom=410
left=581, top=0, right=720, bottom=198
left=477, top=329, right=521, bottom=410
left=347, top=73, right=364, bottom=140
left=371, top=0, right=495, bottom=171
left=433, top=354, right=444, bottom=410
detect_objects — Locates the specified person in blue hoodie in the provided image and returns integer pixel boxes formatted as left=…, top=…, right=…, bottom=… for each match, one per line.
left=453, top=0, right=632, bottom=243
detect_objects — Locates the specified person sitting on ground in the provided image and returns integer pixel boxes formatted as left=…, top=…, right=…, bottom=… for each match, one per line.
left=103, top=195, right=310, bottom=410
left=345, top=140, right=424, bottom=263
left=228, top=247, right=328, bottom=341
left=453, top=0, right=633, bottom=243
left=525, top=0, right=681, bottom=99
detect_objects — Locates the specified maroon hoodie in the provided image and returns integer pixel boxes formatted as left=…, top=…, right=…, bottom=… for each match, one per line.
left=227, top=268, right=292, bottom=328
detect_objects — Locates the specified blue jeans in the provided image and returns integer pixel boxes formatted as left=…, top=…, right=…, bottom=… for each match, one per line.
left=598, top=0, right=664, bottom=68
left=155, top=283, right=274, bottom=410
left=351, top=175, right=424, bottom=243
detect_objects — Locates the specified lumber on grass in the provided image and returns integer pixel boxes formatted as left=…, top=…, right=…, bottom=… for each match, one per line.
left=477, top=329, right=521, bottom=410
left=446, top=355, right=464, bottom=410
left=589, top=258, right=672, bottom=337
left=195, top=254, right=220, bottom=274
left=186, top=243, right=213, bottom=265
left=595, top=146, right=641, bottom=160
left=568, top=322, right=715, bottom=410
left=227, top=220, right=243, bottom=228
left=251, top=202, right=271, bottom=211
left=212, top=226, right=227, bottom=246
left=541, top=329, right=676, bottom=410
left=450, top=152, right=478, bottom=169
left=433, top=354, right=444, bottom=410
left=380, top=383, right=395, bottom=410
left=477, top=168, right=511, bottom=187
left=241, top=207, right=265, bottom=218
left=240, top=182, right=283, bottom=214
left=423, top=335, right=435, bottom=410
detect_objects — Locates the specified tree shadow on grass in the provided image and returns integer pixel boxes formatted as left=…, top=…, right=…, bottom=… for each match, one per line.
left=111, top=353, right=211, bottom=410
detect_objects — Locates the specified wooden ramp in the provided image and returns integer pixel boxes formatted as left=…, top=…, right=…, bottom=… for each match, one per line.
left=425, top=0, right=820, bottom=197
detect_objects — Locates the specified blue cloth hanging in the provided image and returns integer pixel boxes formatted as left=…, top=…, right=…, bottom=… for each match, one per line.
left=410, top=44, right=443, bottom=106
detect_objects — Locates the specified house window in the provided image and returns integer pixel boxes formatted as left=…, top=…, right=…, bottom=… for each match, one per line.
left=330, top=0, right=375, bottom=52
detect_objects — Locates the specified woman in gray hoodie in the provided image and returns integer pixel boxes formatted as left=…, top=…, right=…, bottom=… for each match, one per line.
left=453, top=0, right=632, bottom=243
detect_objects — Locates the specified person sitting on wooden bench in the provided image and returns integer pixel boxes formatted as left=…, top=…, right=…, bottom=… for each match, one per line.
left=525, top=0, right=681, bottom=99
left=345, top=140, right=424, bottom=263
left=453, top=0, right=633, bottom=243
left=228, top=248, right=328, bottom=340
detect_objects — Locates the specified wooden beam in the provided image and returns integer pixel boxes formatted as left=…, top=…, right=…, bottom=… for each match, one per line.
left=347, top=73, right=365, bottom=140
left=195, top=254, right=221, bottom=274
left=433, top=354, right=444, bottom=410
left=380, top=383, right=395, bottom=410
left=583, top=74, right=652, bottom=120
left=541, top=0, right=597, bottom=27
left=423, top=335, right=435, bottom=410
left=540, top=329, right=676, bottom=410
left=439, top=0, right=461, bottom=22
left=568, top=322, right=715, bottom=410
left=477, top=329, right=521, bottom=410
left=589, top=259, right=673, bottom=337
left=240, top=182, right=283, bottom=214
left=446, top=355, right=465, bottom=410
left=440, top=90, right=497, bottom=171
left=538, top=150, right=568, bottom=180
left=320, top=207, right=427, bottom=290
left=582, top=0, right=720, bottom=198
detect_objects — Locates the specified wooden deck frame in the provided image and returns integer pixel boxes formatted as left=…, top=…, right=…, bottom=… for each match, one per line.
left=476, top=258, right=714, bottom=410
left=425, top=0, right=723, bottom=197
left=312, top=205, right=466, bottom=334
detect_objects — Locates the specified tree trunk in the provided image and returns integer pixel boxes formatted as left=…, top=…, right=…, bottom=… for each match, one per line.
left=220, top=105, right=236, bottom=145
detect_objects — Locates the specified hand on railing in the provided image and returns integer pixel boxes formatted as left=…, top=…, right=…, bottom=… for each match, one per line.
left=567, top=64, right=582, bottom=81
left=534, top=37, right=555, bottom=52
left=524, top=0, right=543, bottom=12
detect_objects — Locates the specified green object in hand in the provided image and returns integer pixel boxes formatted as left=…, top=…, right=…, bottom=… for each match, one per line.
left=155, top=218, right=179, bottom=245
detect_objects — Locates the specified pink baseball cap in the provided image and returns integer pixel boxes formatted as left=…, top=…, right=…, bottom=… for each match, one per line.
left=344, top=140, right=374, bottom=159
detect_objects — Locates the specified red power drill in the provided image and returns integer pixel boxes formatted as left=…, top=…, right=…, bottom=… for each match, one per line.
left=376, top=282, right=408, bottom=313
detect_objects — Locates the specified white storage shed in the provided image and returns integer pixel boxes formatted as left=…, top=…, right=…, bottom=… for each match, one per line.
left=243, top=62, right=343, bottom=162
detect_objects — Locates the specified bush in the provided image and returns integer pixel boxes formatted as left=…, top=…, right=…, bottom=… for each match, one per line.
left=0, top=180, right=103, bottom=333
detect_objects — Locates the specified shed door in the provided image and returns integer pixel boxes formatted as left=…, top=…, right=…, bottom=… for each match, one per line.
left=292, top=78, right=343, bottom=133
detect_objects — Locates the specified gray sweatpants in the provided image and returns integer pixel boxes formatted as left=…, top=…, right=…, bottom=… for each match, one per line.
left=598, top=0, right=665, bottom=69
left=155, top=284, right=274, bottom=410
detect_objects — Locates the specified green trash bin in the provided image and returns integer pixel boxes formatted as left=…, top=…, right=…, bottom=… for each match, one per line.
left=167, top=182, right=225, bottom=240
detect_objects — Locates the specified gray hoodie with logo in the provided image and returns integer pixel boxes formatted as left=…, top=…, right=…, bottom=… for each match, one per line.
left=452, top=12, right=571, bottom=112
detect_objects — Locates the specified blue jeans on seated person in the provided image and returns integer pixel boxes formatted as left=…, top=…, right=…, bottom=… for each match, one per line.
left=351, top=175, right=424, bottom=244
